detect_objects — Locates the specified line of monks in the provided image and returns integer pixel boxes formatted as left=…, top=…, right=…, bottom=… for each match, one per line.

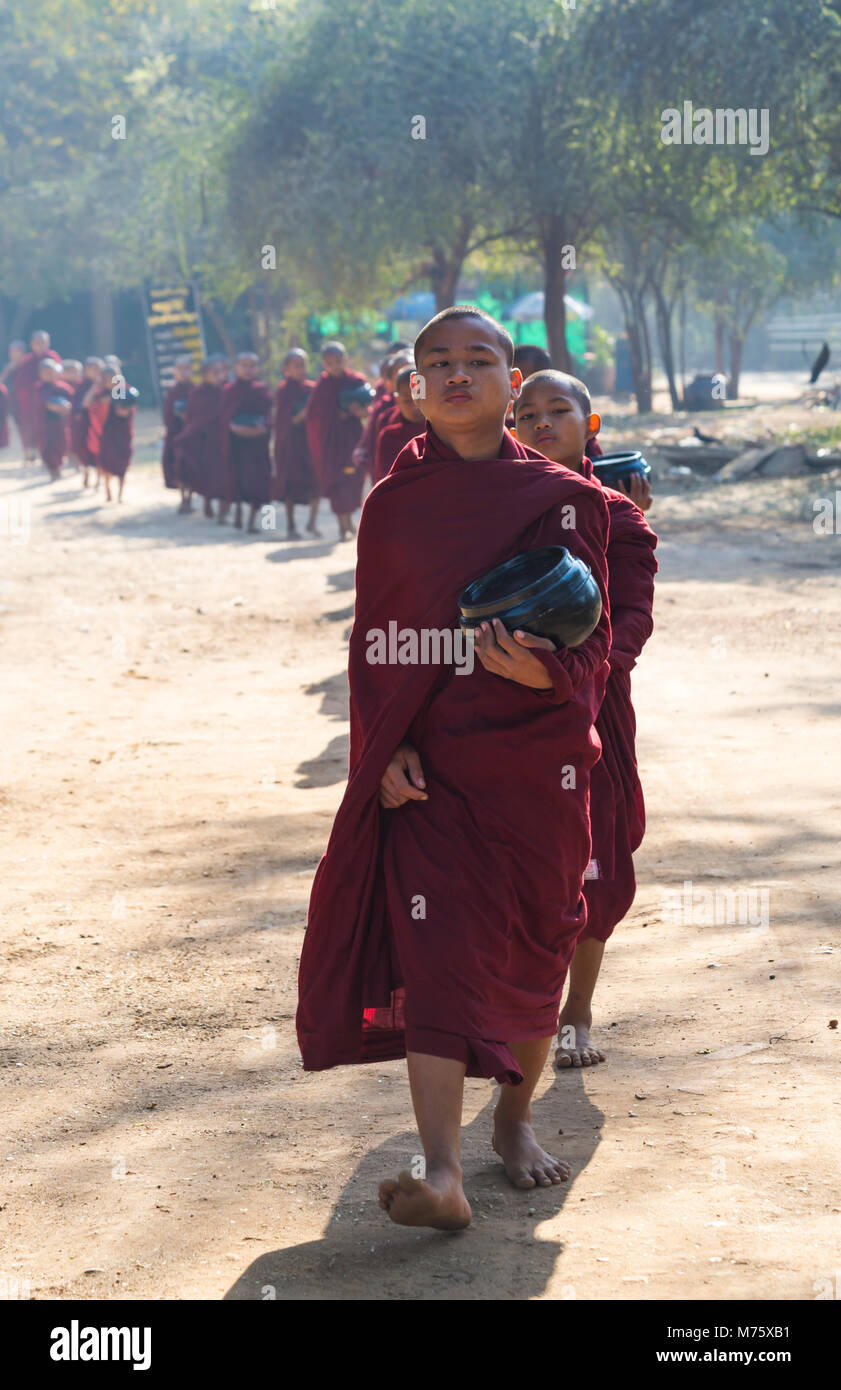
left=0, top=332, right=136, bottom=502
left=159, top=340, right=425, bottom=539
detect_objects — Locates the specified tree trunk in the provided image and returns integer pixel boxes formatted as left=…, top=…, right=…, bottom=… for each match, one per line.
left=652, top=279, right=680, bottom=411
left=613, top=281, right=652, bottom=414
left=727, top=333, right=744, bottom=399
left=10, top=299, right=31, bottom=341
left=540, top=217, right=572, bottom=371
left=714, top=310, right=726, bottom=375
left=428, top=215, right=472, bottom=312
left=678, top=287, right=687, bottom=403
left=204, top=299, right=237, bottom=359
left=92, top=281, right=115, bottom=356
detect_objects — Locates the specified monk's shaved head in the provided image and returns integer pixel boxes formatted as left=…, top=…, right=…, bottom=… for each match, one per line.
left=414, top=305, right=514, bottom=368
left=513, top=344, right=552, bottom=375
left=515, top=368, right=591, bottom=419
left=322, top=341, right=345, bottom=357
left=31, top=329, right=50, bottom=344
left=284, top=348, right=307, bottom=365
left=236, top=351, right=259, bottom=362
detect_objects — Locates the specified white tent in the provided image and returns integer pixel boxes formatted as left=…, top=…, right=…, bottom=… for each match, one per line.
left=508, top=291, right=594, bottom=322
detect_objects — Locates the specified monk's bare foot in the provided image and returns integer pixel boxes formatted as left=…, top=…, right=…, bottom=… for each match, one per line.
left=306, top=522, right=321, bottom=538
left=233, top=504, right=243, bottom=529
left=555, top=1014, right=605, bottom=1069
left=203, top=497, right=213, bottom=518
left=378, top=1163, right=471, bottom=1230
left=287, top=527, right=301, bottom=540
left=492, top=1115, right=570, bottom=1189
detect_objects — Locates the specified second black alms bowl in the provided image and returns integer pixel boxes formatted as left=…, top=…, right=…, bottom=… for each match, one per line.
left=458, top=545, right=602, bottom=650
left=339, top=382, right=376, bottom=411
left=592, top=450, right=650, bottom=490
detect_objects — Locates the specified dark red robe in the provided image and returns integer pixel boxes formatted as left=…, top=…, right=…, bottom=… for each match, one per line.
left=305, top=369, right=367, bottom=514
left=14, top=350, right=62, bottom=453
left=0, top=383, right=9, bottom=449
left=220, top=378, right=272, bottom=507
left=577, top=459, right=657, bottom=942
left=35, top=379, right=73, bottom=474
left=356, top=391, right=395, bottom=480
left=296, top=426, right=611, bottom=1085
left=174, top=383, right=227, bottom=499
left=97, top=390, right=135, bottom=479
left=70, top=381, right=94, bottom=462
left=272, top=378, right=317, bottom=504
left=162, top=380, right=194, bottom=489
left=373, top=412, right=424, bottom=484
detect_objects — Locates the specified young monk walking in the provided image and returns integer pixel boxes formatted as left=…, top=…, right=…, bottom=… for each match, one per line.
left=162, top=355, right=196, bottom=512
left=220, top=352, right=272, bottom=533
left=296, top=308, right=611, bottom=1229
left=95, top=366, right=137, bottom=502
left=513, top=370, right=657, bottom=1068
left=372, top=365, right=425, bottom=483
left=305, top=341, right=370, bottom=540
left=173, top=357, right=228, bottom=519
left=272, top=349, right=320, bottom=539
left=35, top=359, right=73, bottom=478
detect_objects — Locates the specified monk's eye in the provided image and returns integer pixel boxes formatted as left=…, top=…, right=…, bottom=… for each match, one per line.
left=518, top=410, right=533, bottom=421
left=553, top=407, right=571, bottom=416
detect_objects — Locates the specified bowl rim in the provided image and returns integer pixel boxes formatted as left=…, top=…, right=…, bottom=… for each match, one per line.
left=459, top=545, right=591, bottom=620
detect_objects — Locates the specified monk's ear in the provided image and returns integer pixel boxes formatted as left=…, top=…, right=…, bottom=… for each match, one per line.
left=587, top=411, right=602, bottom=438
left=510, top=367, right=523, bottom=398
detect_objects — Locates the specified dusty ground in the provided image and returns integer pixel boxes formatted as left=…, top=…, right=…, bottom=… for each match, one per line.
left=0, top=387, right=838, bottom=1302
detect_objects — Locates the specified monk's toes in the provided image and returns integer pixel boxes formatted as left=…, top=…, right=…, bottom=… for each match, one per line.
left=378, top=1178, right=399, bottom=1210
left=555, top=1048, right=575, bottom=1069
left=508, top=1166, right=538, bottom=1190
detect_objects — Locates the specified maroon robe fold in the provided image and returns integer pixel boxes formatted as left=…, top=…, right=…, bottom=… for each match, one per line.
left=272, top=378, right=317, bottom=504
left=174, top=383, right=227, bottom=499
left=220, top=378, right=272, bottom=507
left=35, top=379, right=73, bottom=473
left=162, top=380, right=194, bottom=488
left=578, top=459, right=657, bottom=943
left=305, top=369, right=367, bottom=514
left=14, top=350, right=62, bottom=453
left=97, top=390, right=135, bottom=479
left=373, top=412, right=424, bottom=484
left=356, top=391, right=395, bottom=480
left=0, top=384, right=9, bottom=449
left=297, top=426, right=611, bottom=1085
left=70, top=381, right=94, bottom=463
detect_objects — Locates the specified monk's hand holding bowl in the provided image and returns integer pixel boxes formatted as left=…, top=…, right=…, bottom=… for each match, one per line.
left=474, top=618, right=556, bottom=690
left=379, top=741, right=428, bottom=810
left=620, top=472, right=652, bottom=511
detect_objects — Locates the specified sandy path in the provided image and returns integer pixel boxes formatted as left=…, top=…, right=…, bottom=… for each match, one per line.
left=0, top=410, right=838, bottom=1301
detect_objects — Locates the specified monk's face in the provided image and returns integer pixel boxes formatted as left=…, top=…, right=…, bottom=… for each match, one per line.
left=284, top=355, right=307, bottom=382
left=322, top=350, right=345, bottom=378
left=413, top=318, right=520, bottom=435
left=174, top=360, right=193, bottom=383
left=514, top=380, right=592, bottom=472
left=84, top=362, right=102, bottom=382
left=209, top=362, right=228, bottom=385
left=64, top=364, right=83, bottom=385
left=396, top=381, right=424, bottom=423
left=31, top=333, right=50, bottom=358
left=235, top=356, right=258, bottom=381
left=39, top=364, right=58, bottom=384
left=9, top=345, right=26, bottom=366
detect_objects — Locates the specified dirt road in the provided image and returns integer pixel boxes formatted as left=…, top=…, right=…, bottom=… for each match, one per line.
left=1, top=408, right=838, bottom=1301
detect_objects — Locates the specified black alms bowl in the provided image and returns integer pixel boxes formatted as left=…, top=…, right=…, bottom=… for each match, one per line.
left=458, top=545, right=602, bottom=649
left=339, top=382, right=376, bottom=411
left=592, top=450, right=650, bottom=490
